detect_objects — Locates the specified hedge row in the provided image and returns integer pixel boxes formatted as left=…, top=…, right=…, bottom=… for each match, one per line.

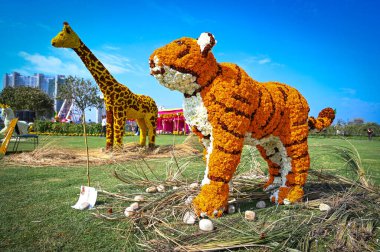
left=32, top=120, right=102, bottom=134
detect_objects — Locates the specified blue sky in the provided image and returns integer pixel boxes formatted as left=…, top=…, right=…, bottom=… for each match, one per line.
left=0, top=0, right=379, bottom=123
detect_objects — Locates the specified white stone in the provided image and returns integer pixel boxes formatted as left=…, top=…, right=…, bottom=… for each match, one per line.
left=283, top=199, right=291, bottom=205
left=319, top=203, right=331, bottom=212
left=183, top=211, right=197, bottom=224
left=124, top=207, right=135, bottom=217
left=228, top=198, right=237, bottom=204
left=199, top=219, right=214, bottom=231
left=146, top=186, right=157, bottom=193
left=157, top=184, right=165, bottom=192
left=172, top=186, right=179, bottom=190
left=189, top=182, right=199, bottom=189
left=130, top=202, right=139, bottom=210
left=256, top=201, right=266, bottom=209
left=185, top=196, right=194, bottom=205
left=245, top=210, right=256, bottom=221
left=228, top=204, right=236, bottom=214
left=134, top=195, right=144, bottom=202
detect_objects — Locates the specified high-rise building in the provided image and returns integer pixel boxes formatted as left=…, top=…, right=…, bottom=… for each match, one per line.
left=3, top=72, right=66, bottom=111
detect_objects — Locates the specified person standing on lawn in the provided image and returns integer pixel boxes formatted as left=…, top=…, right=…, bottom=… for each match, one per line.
left=101, top=115, right=107, bottom=137
left=367, top=128, right=374, bottom=140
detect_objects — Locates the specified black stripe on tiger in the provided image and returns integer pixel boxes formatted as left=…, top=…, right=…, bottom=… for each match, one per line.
left=260, top=86, right=276, bottom=130
left=292, top=151, right=309, bottom=160
left=285, top=171, right=308, bottom=184
left=297, top=93, right=305, bottom=109
left=214, top=100, right=251, bottom=119
left=218, top=120, right=245, bottom=138
left=261, top=89, right=286, bottom=138
left=286, top=171, right=308, bottom=177
left=277, top=86, right=288, bottom=103
left=177, top=44, right=191, bottom=59
left=208, top=175, right=229, bottom=184
left=250, top=90, right=262, bottom=121
left=232, top=93, right=251, bottom=105
left=308, top=117, right=316, bottom=130
left=235, top=64, right=241, bottom=86
left=284, top=136, right=308, bottom=148
left=216, top=145, right=242, bottom=155
left=292, top=121, right=308, bottom=127
left=261, top=111, right=284, bottom=138
left=171, top=65, right=199, bottom=79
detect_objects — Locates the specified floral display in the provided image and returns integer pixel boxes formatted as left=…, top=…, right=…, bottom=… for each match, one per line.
left=52, top=22, right=158, bottom=149
left=150, top=32, right=335, bottom=217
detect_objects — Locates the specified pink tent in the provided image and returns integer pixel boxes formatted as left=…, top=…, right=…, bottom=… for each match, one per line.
left=158, top=108, right=190, bottom=134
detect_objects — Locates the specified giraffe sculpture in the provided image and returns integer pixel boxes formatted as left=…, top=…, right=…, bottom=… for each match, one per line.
left=51, top=22, right=158, bottom=149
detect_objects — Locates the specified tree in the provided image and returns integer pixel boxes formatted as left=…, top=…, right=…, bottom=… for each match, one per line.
left=0, top=86, right=54, bottom=118
left=57, top=76, right=103, bottom=115
left=57, top=76, right=103, bottom=186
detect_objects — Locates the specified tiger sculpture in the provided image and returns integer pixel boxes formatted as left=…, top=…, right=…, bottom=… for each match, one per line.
left=150, top=33, right=335, bottom=217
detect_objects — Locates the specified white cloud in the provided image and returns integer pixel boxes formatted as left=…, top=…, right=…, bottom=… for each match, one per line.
left=16, top=51, right=90, bottom=77
left=340, top=88, right=356, bottom=95
left=15, top=48, right=144, bottom=78
left=241, top=55, right=275, bottom=66
left=35, top=22, right=53, bottom=32
left=258, top=58, right=271, bottom=65
left=93, top=50, right=137, bottom=74
left=102, top=45, right=121, bottom=51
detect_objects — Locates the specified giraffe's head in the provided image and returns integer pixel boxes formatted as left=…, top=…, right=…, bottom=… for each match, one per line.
left=51, top=22, right=81, bottom=48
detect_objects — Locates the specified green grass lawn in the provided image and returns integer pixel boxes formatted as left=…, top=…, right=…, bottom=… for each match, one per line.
left=1, top=135, right=379, bottom=251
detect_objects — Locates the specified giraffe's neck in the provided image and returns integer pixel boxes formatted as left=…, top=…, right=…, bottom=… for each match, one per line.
left=73, top=41, right=130, bottom=96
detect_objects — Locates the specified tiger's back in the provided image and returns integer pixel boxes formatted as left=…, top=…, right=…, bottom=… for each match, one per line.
left=202, top=63, right=310, bottom=140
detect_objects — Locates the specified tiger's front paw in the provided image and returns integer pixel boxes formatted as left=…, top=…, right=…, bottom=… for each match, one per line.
left=192, top=181, right=229, bottom=218
left=270, top=185, right=304, bottom=204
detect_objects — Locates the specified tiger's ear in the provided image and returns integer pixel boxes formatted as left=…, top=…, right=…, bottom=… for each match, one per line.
left=197, top=32, right=217, bottom=57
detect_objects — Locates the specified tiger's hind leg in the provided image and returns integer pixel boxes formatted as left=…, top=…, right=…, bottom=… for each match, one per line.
left=256, top=144, right=282, bottom=192
left=257, top=131, right=309, bottom=204
left=256, top=136, right=292, bottom=203
left=277, top=124, right=310, bottom=204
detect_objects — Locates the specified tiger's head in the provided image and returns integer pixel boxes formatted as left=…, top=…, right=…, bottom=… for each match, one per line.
left=150, top=33, right=219, bottom=95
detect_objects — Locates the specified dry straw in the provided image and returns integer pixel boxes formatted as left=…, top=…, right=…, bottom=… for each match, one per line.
left=93, top=137, right=379, bottom=251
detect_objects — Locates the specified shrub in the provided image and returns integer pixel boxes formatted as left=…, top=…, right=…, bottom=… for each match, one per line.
left=32, top=120, right=102, bottom=136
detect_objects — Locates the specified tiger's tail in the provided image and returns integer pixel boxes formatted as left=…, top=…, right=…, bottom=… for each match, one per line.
left=308, top=107, right=335, bottom=132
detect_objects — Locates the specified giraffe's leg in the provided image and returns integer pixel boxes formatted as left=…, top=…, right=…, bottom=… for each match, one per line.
left=193, top=124, right=246, bottom=218
left=136, top=118, right=148, bottom=146
left=113, top=117, right=125, bottom=149
left=144, top=115, right=157, bottom=148
left=105, top=110, right=114, bottom=150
